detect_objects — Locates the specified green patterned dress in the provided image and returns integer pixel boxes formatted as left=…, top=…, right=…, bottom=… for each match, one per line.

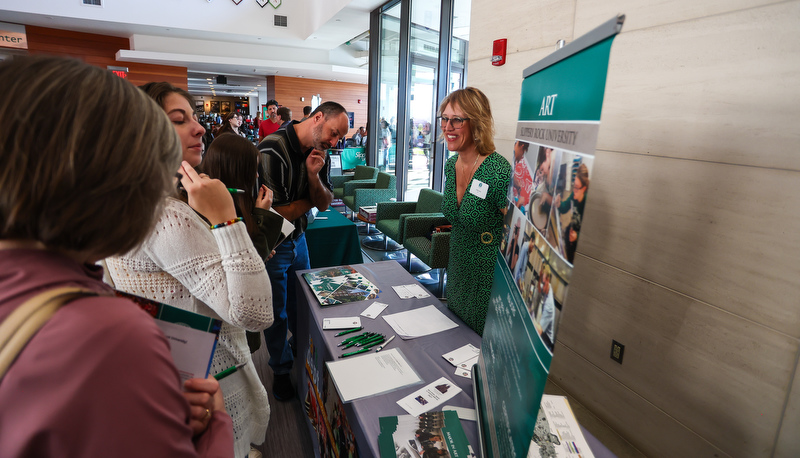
left=442, top=151, right=511, bottom=335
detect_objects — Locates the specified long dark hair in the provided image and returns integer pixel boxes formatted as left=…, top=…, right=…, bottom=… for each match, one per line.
left=217, top=112, right=241, bottom=136
left=200, top=133, right=259, bottom=235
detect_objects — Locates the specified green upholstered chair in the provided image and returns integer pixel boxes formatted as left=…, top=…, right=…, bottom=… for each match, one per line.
left=370, top=188, right=444, bottom=252
left=402, top=214, right=451, bottom=296
left=342, top=172, right=397, bottom=234
left=331, top=165, right=378, bottom=200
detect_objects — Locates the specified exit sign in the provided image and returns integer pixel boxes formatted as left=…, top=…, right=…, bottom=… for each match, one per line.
left=107, top=65, right=129, bottom=79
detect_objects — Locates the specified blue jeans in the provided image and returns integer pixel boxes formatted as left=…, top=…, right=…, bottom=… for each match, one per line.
left=263, top=233, right=310, bottom=375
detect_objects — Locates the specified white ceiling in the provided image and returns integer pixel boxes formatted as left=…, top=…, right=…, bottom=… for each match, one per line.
left=0, top=0, right=387, bottom=99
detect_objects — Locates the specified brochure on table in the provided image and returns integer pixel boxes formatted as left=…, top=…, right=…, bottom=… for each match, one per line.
left=473, top=15, right=624, bottom=458
left=379, top=410, right=476, bottom=458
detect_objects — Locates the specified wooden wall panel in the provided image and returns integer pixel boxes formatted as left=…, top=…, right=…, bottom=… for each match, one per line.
left=559, top=257, right=796, bottom=457
left=468, top=0, right=576, bottom=59
left=469, top=0, right=800, bottom=456
left=271, top=76, right=368, bottom=138
left=25, top=26, right=187, bottom=89
left=775, top=361, right=800, bottom=456
left=573, top=0, right=781, bottom=36
left=579, top=151, right=800, bottom=336
left=549, top=346, right=732, bottom=458
left=595, top=4, right=800, bottom=170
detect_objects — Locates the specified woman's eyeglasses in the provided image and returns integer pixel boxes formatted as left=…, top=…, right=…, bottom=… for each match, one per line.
left=438, top=116, right=469, bottom=129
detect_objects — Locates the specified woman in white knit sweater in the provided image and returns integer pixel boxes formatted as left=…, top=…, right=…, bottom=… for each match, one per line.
left=105, top=82, right=273, bottom=458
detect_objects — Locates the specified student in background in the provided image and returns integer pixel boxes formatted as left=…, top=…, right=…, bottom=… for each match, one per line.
left=0, top=55, right=234, bottom=457
left=277, top=106, right=293, bottom=129
left=258, top=99, right=281, bottom=141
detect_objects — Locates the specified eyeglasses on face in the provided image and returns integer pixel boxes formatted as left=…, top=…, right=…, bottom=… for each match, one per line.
left=438, top=116, right=469, bottom=129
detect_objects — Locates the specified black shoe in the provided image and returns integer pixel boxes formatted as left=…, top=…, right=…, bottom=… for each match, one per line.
left=273, top=373, right=295, bottom=401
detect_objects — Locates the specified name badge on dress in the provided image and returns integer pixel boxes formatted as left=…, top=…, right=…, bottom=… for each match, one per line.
left=470, top=179, right=488, bottom=199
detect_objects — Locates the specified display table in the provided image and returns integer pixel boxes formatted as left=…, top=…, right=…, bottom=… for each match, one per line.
left=296, top=261, right=481, bottom=457
left=295, top=261, right=617, bottom=458
left=305, top=209, right=363, bottom=268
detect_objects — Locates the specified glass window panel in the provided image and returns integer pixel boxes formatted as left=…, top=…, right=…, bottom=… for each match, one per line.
left=377, top=2, right=401, bottom=173
left=405, top=0, right=441, bottom=201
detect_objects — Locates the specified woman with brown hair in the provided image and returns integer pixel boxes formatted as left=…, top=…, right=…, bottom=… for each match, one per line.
left=105, top=83, right=274, bottom=458
left=0, top=56, right=233, bottom=456
left=200, top=133, right=284, bottom=262
left=218, top=111, right=246, bottom=138
left=438, top=87, right=511, bottom=335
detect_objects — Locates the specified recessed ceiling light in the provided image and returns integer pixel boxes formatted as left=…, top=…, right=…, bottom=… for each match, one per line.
left=257, top=84, right=262, bottom=86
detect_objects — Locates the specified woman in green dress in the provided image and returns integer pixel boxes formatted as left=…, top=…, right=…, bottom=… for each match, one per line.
left=439, top=87, right=511, bottom=335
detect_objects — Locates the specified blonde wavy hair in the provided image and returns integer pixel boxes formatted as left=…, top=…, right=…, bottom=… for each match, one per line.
left=437, top=87, right=495, bottom=156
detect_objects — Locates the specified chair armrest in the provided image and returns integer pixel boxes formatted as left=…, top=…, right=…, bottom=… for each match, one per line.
left=331, top=175, right=354, bottom=188
left=354, top=189, right=397, bottom=210
left=403, top=215, right=450, bottom=239
left=343, top=179, right=378, bottom=195
left=377, top=201, right=417, bottom=221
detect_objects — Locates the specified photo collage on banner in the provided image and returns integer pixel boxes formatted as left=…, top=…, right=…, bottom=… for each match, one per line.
left=474, top=15, right=623, bottom=458
left=502, top=140, right=593, bottom=353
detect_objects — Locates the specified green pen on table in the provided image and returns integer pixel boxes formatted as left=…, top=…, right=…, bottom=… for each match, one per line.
left=343, top=334, right=377, bottom=349
left=356, top=335, right=385, bottom=347
left=339, top=347, right=371, bottom=358
left=227, top=188, right=246, bottom=194
left=338, top=332, right=374, bottom=346
left=335, top=326, right=363, bottom=337
left=214, top=362, right=247, bottom=381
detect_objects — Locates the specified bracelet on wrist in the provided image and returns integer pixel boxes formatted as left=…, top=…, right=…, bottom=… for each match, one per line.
left=210, top=217, right=242, bottom=230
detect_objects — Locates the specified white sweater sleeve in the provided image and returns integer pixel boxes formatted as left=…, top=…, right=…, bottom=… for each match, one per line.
left=142, top=199, right=274, bottom=332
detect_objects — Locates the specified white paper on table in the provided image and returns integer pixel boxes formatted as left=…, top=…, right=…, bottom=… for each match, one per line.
left=442, top=343, right=480, bottom=367
left=325, top=348, right=422, bottom=402
left=361, top=301, right=389, bottom=319
left=396, top=376, right=463, bottom=416
left=443, top=405, right=477, bottom=422
left=391, top=284, right=430, bottom=299
left=457, top=355, right=479, bottom=370
left=382, top=305, right=458, bottom=339
left=322, top=317, right=362, bottom=329
left=454, top=366, right=472, bottom=379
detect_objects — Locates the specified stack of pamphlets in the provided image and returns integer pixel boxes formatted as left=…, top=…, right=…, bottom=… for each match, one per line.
left=302, top=266, right=380, bottom=306
left=379, top=410, right=475, bottom=458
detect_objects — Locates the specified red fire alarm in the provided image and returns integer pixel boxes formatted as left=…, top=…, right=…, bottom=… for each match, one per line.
left=491, top=39, right=507, bottom=66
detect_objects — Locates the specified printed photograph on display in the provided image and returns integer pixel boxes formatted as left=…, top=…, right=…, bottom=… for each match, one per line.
left=209, top=101, right=220, bottom=113
left=527, top=145, right=559, bottom=234
left=502, top=141, right=585, bottom=354
left=508, top=140, right=536, bottom=212
left=220, top=101, right=231, bottom=114
left=502, top=206, right=528, bottom=269
left=544, top=152, right=593, bottom=265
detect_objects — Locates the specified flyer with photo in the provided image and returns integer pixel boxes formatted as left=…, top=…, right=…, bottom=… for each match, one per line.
left=379, top=410, right=475, bottom=458
left=302, top=265, right=381, bottom=306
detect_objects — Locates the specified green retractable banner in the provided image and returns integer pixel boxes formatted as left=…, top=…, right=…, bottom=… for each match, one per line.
left=474, top=15, right=624, bottom=458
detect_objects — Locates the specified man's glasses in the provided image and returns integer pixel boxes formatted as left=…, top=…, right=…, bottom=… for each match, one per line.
left=438, top=116, right=469, bottom=129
